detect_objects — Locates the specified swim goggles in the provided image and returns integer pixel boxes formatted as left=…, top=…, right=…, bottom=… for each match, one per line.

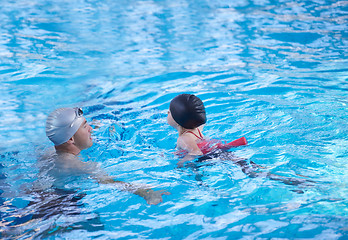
left=70, top=107, right=84, bottom=128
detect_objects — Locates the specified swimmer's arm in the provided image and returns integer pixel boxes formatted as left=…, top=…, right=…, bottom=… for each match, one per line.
left=177, top=155, right=195, bottom=168
left=92, top=174, right=169, bottom=205
left=55, top=159, right=169, bottom=205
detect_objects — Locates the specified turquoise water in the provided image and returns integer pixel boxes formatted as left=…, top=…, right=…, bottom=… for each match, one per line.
left=0, top=0, right=347, bottom=239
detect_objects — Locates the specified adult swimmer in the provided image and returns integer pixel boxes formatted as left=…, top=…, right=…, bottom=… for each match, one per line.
left=45, top=107, right=169, bottom=205
left=167, top=94, right=314, bottom=189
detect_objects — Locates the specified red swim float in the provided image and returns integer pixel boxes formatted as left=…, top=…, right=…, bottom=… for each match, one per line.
left=175, top=137, right=248, bottom=156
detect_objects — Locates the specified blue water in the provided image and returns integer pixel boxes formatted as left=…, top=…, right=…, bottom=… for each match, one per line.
left=0, top=0, right=347, bottom=239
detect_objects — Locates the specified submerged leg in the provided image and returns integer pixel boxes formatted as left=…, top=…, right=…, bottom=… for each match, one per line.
left=202, top=150, right=315, bottom=188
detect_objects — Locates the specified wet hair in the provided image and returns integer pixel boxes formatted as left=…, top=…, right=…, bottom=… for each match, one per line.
left=169, top=94, right=206, bottom=129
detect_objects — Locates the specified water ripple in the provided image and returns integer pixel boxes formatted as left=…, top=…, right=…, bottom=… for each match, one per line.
left=1, top=0, right=347, bottom=239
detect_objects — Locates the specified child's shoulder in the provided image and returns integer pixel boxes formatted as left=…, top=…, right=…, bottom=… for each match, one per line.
left=177, top=134, right=203, bottom=155
left=177, top=130, right=202, bottom=150
left=178, top=132, right=197, bottom=143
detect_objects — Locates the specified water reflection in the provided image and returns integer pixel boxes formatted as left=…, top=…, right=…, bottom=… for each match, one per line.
left=0, top=150, right=103, bottom=239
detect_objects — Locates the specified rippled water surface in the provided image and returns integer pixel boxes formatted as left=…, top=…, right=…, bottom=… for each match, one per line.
left=0, top=0, right=347, bottom=239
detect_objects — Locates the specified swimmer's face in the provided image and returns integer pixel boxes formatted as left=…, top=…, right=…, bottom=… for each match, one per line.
left=167, top=110, right=179, bottom=129
left=72, top=117, right=93, bottom=150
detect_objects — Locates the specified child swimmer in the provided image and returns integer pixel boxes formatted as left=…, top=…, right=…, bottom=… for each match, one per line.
left=167, top=93, right=207, bottom=157
left=167, top=94, right=314, bottom=189
left=167, top=93, right=247, bottom=167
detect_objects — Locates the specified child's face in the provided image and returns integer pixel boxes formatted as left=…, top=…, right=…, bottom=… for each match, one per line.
left=167, top=110, right=178, bottom=129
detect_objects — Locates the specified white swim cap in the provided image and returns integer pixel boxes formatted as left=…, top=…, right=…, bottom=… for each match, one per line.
left=46, top=107, right=85, bottom=146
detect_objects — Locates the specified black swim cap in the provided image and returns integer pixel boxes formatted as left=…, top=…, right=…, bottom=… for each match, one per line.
left=170, top=94, right=206, bottom=129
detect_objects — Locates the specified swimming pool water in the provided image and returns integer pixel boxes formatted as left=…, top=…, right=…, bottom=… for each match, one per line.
left=0, top=0, right=347, bottom=239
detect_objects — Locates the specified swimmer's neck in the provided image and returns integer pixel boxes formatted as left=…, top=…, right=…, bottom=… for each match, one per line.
left=178, top=125, right=204, bottom=136
left=178, top=128, right=190, bottom=136
left=55, top=143, right=81, bottom=156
